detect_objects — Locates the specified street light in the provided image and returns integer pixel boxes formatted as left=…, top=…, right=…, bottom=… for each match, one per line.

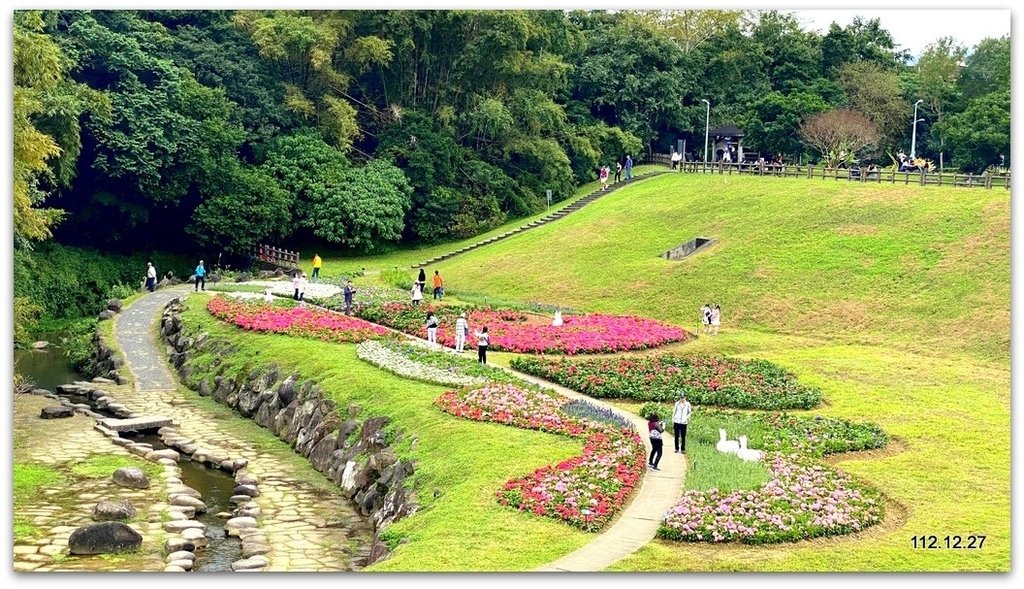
left=910, top=99, right=923, bottom=159
left=701, top=99, right=710, bottom=164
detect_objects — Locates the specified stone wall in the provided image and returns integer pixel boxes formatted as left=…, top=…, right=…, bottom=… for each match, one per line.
left=158, top=298, right=417, bottom=538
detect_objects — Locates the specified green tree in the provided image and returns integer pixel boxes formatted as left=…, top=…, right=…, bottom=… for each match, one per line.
left=916, top=36, right=967, bottom=154
left=838, top=61, right=910, bottom=153
left=306, top=159, right=413, bottom=250
left=187, top=162, right=292, bottom=254
left=940, top=90, right=1010, bottom=173
left=959, top=36, right=1010, bottom=99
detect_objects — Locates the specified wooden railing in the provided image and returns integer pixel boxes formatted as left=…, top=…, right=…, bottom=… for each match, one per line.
left=255, top=244, right=300, bottom=268
left=645, top=154, right=1010, bottom=190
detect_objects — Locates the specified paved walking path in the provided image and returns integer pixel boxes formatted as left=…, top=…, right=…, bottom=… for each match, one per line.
left=509, top=370, right=686, bottom=572
left=111, top=288, right=372, bottom=571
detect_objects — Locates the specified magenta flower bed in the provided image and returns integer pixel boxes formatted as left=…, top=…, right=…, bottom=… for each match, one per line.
left=207, top=297, right=392, bottom=343
left=660, top=453, right=883, bottom=544
left=436, top=383, right=646, bottom=531
left=360, top=302, right=690, bottom=354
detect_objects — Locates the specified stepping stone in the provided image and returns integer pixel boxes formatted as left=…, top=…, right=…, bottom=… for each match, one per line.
left=231, top=555, right=269, bottom=571
left=99, top=416, right=173, bottom=432
left=164, top=520, right=206, bottom=533
left=166, top=550, right=196, bottom=562
left=40, top=406, right=74, bottom=419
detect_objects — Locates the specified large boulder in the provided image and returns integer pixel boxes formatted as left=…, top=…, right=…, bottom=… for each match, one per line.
left=93, top=500, right=137, bottom=521
left=68, top=522, right=143, bottom=555
left=40, top=406, right=74, bottom=419
left=107, top=299, right=124, bottom=313
left=235, top=272, right=252, bottom=283
left=98, top=310, right=116, bottom=321
left=111, top=467, right=150, bottom=489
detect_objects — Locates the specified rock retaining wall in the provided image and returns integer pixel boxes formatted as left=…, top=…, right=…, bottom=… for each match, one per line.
left=159, top=297, right=417, bottom=538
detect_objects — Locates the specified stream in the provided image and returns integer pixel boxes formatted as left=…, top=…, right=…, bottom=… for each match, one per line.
left=17, top=337, right=241, bottom=572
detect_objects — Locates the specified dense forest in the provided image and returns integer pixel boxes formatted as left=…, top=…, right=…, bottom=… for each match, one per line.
left=12, top=9, right=1010, bottom=335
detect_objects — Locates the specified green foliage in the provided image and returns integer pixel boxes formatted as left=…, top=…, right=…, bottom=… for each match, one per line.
left=306, top=159, right=413, bottom=250
left=14, top=463, right=66, bottom=506
left=941, top=90, right=1010, bottom=173
left=380, top=268, right=413, bottom=290
left=13, top=242, right=191, bottom=321
left=189, top=162, right=292, bottom=254
left=71, top=454, right=161, bottom=480
left=959, top=36, right=1010, bottom=100
left=13, top=297, right=43, bottom=347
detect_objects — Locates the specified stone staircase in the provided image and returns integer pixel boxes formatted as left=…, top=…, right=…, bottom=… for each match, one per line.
left=411, top=171, right=666, bottom=269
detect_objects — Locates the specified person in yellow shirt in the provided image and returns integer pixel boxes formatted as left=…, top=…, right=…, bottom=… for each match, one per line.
left=432, top=270, right=444, bottom=300
left=311, top=253, right=322, bottom=283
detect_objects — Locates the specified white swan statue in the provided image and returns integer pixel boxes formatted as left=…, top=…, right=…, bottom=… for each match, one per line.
left=552, top=309, right=563, bottom=327
left=736, top=436, right=764, bottom=462
left=263, top=287, right=274, bottom=303
left=716, top=428, right=740, bottom=454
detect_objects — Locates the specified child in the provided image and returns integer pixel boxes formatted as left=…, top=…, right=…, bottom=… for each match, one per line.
left=474, top=326, right=489, bottom=364
left=293, top=272, right=307, bottom=301
left=426, top=311, right=439, bottom=344
left=411, top=283, right=423, bottom=306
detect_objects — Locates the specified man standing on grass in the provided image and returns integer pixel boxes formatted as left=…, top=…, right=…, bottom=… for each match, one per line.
left=672, top=393, right=692, bottom=454
left=311, top=253, right=322, bottom=283
left=625, top=154, right=634, bottom=180
left=194, top=259, right=206, bottom=292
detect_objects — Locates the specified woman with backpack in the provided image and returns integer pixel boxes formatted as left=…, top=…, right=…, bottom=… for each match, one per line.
left=425, top=311, right=439, bottom=344
left=474, top=326, right=490, bottom=364
left=648, top=413, right=665, bottom=471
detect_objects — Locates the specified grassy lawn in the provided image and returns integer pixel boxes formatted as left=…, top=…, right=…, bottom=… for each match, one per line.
left=368, top=173, right=1009, bottom=571
left=307, top=164, right=664, bottom=278
left=179, top=295, right=592, bottom=571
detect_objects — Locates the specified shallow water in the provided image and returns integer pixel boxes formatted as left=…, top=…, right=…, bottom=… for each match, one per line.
left=14, top=339, right=84, bottom=392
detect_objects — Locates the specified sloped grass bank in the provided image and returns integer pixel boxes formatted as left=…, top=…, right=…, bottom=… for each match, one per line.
left=179, top=296, right=590, bottom=570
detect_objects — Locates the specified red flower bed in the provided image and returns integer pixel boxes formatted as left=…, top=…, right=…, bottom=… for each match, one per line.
left=359, top=302, right=689, bottom=354
left=207, top=297, right=392, bottom=343
left=436, top=384, right=646, bottom=531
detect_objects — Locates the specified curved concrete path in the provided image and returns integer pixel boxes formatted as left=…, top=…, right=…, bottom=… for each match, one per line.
left=510, top=370, right=687, bottom=572
left=111, top=288, right=371, bottom=571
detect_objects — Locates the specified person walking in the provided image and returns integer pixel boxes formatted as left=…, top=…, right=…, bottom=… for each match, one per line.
left=417, top=268, right=427, bottom=294
left=433, top=270, right=444, bottom=300
left=671, top=150, right=682, bottom=170
left=599, top=165, right=609, bottom=190
left=474, top=326, right=489, bottom=364
left=700, top=303, right=712, bottom=334
left=293, top=272, right=307, bottom=301
left=145, top=262, right=157, bottom=292
left=411, top=283, right=423, bottom=306
left=615, top=161, right=623, bottom=183
left=343, top=280, right=356, bottom=315
left=648, top=413, right=665, bottom=471
left=672, top=393, right=692, bottom=454
left=311, top=253, right=322, bottom=283
left=455, top=312, right=469, bottom=353
left=710, top=304, right=721, bottom=335
left=194, top=259, right=207, bottom=292
left=425, top=311, right=439, bottom=345
left=625, top=154, right=633, bottom=180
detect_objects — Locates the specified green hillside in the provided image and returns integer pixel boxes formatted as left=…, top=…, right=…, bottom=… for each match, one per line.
left=347, top=173, right=1010, bottom=571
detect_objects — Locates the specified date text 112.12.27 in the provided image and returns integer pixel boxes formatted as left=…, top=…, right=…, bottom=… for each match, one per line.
left=911, top=535, right=986, bottom=549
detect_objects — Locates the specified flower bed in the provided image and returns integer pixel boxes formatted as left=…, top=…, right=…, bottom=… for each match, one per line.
left=356, top=340, right=515, bottom=388
left=638, top=404, right=888, bottom=458
left=207, top=297, right=393, bottom=343
left=511, top=355, right=821, bottom=410
left=357, top=302, right=689, bottom=354
left=659, top=453, right=883, bottom=544
left=435, top=383, right=645, bottom=531
left=312, top=285, right=408, bottom=313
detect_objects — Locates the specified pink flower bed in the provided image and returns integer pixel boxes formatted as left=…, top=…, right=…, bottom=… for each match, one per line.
left=660, top=453, right=883, bottom=544
left=436, top=384, right=646, bottom=531
left=207, top=297, right=392, bottom=343
left=360, top=303, right=689, bottom=354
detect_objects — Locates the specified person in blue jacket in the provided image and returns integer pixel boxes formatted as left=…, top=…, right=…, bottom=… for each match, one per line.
left=194, top=260, right=207, bottom=292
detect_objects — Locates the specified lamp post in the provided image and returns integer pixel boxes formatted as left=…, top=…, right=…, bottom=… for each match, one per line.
left=910, top=99, right=923, bottom=159
left=701, top=99, right=710, bottom=164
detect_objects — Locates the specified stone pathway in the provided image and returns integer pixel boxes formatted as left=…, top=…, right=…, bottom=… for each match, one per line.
left=12, top=395, right=166, bottom=572
left=109, top=288, right=372, bottom=571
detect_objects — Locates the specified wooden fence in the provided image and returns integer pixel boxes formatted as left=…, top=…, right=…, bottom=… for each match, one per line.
left=255, top=244, right=300, bottom=268
left=645, top=154, right=1010, bottom=190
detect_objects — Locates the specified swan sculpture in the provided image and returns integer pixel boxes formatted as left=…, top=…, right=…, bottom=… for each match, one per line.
left=736, top=436, right=764, bottom=462
left=716, top=428, right=740, bottom=454
left=263, top=288, right=274, bottom=303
